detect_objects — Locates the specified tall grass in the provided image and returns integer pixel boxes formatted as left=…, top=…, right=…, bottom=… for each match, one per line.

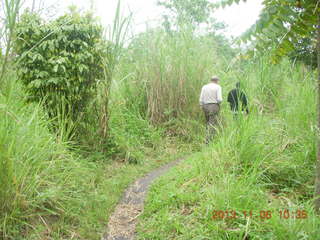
left=0, top=69, right=193, bottom=239
left=136, top=58, right=318, bottom=239
left=2, top=0, right=316, bottom=239
left=0, top=0, right=22, bottom=87
left=96, top=0, right=131, bottom=141
left=0, top=2, right=197, bottom=239
left=116, top=27, right=232, bottom=124
left=0, top=74, right=99, bottom=239
left=0, top=1, right=190, bottom=240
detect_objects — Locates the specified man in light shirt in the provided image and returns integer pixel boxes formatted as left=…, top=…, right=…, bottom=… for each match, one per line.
left=199, top=76, right=222, bottom=144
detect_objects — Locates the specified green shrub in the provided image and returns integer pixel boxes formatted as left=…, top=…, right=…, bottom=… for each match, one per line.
left=14, top=10, right=107, bottom=131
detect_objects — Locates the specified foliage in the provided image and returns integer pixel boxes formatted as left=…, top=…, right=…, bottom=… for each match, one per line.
left=158, top=0, right=213, bottom=26
left=2, top=1, right=318, bottom=239
left=289, top=37, right=317, bottom=68
left=0, top=0, right=22, bottom=88
left=157, top=0, right=233, bottom=61
left=14, top=10, right=107, bottom=133
left=137, top=59, right=319, bottom=240
left=218, top=0, right=319, bottom=63
left=0, top=72, right=189, bottom=239
left=0, top=75, right=100, bottom=239
left=218, top=0, right=320, bottom=212
left=116, top=28, right=227, bottom=124
left=96, top=0, right=130, bottom=141
left=108, top=105, right=162, bottom=163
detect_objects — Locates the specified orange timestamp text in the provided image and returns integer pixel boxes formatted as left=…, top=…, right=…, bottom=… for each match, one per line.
left=212, top=209, right=308, bottom=220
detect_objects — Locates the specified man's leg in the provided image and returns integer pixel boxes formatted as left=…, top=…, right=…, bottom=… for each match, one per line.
left=232, top=110, right=238, bottom=120
left=202, top=105, right=211, bottom=144
left=206, top=104, right=220, bottom=143
left=207, top=113, right=215, bottom=143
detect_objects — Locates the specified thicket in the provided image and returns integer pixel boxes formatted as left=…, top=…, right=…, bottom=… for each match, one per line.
left=14, top=10, right=107, bottom=139
left=0, top=3, right=169, bottom=239
left=0, top=75, right=103, bottom=239
left=0, top=74, right=176, bottom=239
left=137, top=58, right=319, bottom=239
left=116, top=28, right=234, bottom=124
left=2, top=0, right=318, bottom=239
left=1, top=2, right=216, bottom=238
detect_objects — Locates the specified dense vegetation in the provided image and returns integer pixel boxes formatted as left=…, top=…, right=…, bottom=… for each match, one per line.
left=137, top=58, right=319, bottom=239
left=0, top=0, right=319, bottom=239
left=15, top=10, right=106, bottom=131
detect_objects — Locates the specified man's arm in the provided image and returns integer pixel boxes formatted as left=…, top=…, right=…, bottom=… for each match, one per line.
left=241, top=91, right=249, bottom=114
left=199, top=87, right=204, bottom=106
left=217, top=86, right=222, bottom=103
left=227, top=91, right=234, bottom=110
left=227, top=90, right=232, bottom=103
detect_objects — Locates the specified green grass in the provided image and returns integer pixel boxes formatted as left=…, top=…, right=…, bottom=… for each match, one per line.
left=0, top=74, right=197, bottom=239
left=136, top=60, right=319, bottom=240
left=115, top=28, right=232, bottom=124
left=1, top=2, right=318, bottom=239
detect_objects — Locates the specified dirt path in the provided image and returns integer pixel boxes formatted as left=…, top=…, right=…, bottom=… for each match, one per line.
left=101, top=158, right=184, bottom=240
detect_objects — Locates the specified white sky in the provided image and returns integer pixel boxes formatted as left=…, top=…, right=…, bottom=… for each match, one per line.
left=23, top=0, right=264, bottom=37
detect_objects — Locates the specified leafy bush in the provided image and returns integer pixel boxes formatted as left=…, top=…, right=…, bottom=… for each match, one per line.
left=15, top=10, right=107, bottom=130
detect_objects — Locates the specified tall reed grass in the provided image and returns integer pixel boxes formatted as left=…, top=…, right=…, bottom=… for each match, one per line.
left=0, top=0, right=22, bottom=86
left=115, top=27, right=233, bottom=124
left=0, top=74, right=84, bottom=238
left=96, top=0, right=130, bottom=142
left=137, top=58, right=318, bottom=239
left=2, top=1, right=316, bottom=239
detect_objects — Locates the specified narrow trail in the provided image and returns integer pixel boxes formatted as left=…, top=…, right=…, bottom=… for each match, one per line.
left=102, top=158, right=184, bottom=240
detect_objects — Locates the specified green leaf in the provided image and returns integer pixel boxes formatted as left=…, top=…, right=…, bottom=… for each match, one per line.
left=53, top=65, right=59, bottom=73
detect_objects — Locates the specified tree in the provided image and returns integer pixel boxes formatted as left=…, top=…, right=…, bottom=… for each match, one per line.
left=218, top=0, right=320, bottom=211
left=289, top=36, right=317, bottom=68
left=157, top=0, right=214, bottom=29
left=157, top=0, right=235, bottom=58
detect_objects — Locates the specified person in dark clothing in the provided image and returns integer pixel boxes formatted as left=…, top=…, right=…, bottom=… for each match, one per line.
left=227, top=82, right=249, bottom=116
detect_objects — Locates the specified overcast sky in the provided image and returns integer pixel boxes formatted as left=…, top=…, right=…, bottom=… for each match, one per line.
left=23, top=0, right=263, bottom=37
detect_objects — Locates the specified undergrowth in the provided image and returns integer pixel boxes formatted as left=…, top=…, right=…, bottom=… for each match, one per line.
left=1, top=2, right=318, bottom=239
left=136, top=59, right=319, bottom=240
left=0, top=73, right=197, bottom=239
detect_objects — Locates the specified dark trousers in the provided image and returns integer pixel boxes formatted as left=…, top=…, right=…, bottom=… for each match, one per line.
left=202, top=103, right=220, bottom=143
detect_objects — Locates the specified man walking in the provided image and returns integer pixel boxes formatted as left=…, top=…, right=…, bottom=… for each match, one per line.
left=227, top=82, right=249, bottom=118
left=199, top=76, right=222, bottom=144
